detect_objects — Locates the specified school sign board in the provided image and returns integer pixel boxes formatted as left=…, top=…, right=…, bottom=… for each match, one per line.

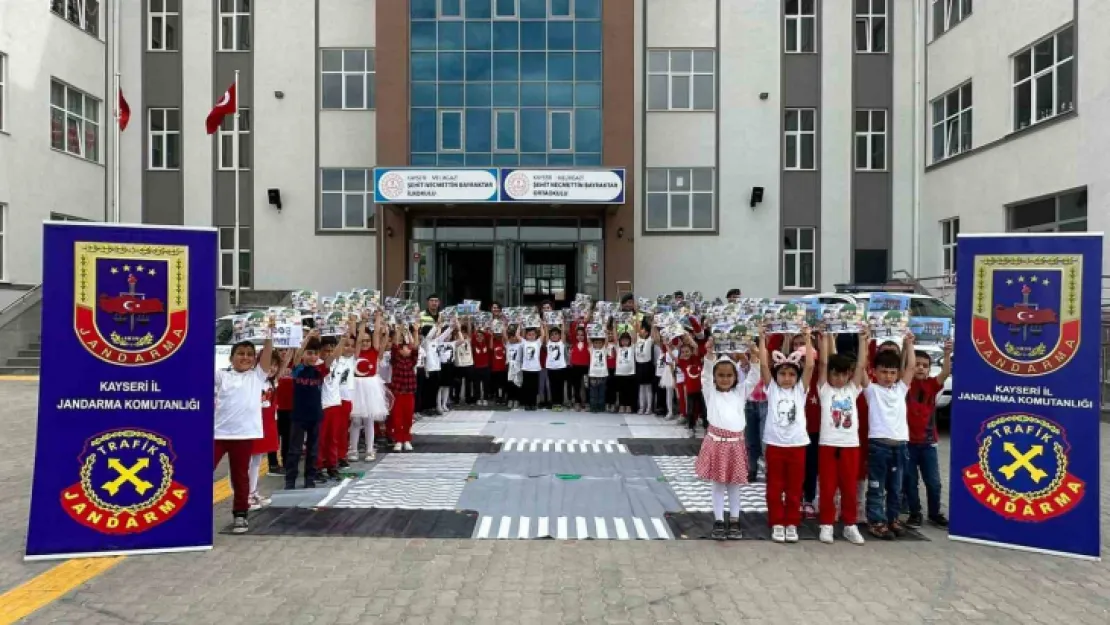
left=26, top=223, right=217, bottom=560
left=374, top=168, right=625, bottom=204
left=949, top=233, right=1102, bottom=560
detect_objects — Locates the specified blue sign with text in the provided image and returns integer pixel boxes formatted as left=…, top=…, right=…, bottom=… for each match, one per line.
left=949, top=233, right=1102, bottom=560
left=25, top=223, right=217, bottom=560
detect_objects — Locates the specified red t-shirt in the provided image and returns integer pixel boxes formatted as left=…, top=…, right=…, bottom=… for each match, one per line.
left=275, top=375, right=294, bottom=411
left=570, top=340, right=590, bottom=367
left=354, top=348, right=379, bottom=377
left=491, top=340, right=507, bottom=373
left=907, top=377, right=943, bottom=444
left=472, top=338, right=491, bottom=368
left=680, top=359, right=703, bottom=393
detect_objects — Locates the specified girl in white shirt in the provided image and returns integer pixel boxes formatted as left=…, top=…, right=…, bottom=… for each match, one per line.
left=634, top=325, right=655, bottom=415
left=505, top=325, right=524, bottom=410
left=586, top=335, right=612, bottom=413
left=519, top=325, right=545, bottom=411
left=545, top=324, right=568, bottom=412
left=614, top=332, right=637, bottom=414
left=454, top=320, right=474, bottom=406
left=694, top=338, right=761, bottom=540
left=758, top=325, right=815, bottom=544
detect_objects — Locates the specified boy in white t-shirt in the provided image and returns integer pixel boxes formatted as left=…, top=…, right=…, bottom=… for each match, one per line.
left=214, top=331, right=274, bottom=534
left=815, top=327, right=870, bottom=545
left=862, top=332, right=916, bottom=540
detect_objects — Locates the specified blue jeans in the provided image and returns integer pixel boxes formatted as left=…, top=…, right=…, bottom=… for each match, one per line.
left=588, top=377, right=607, bottom=412
left=903, top=443, right=942, bottom=517
left=866, top=442, right=906, bottom=524
left=744, top=400, right=767, bottom=470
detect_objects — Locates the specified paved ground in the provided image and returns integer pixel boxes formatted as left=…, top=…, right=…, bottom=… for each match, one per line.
left=3, top=380, right=1110, bottom=624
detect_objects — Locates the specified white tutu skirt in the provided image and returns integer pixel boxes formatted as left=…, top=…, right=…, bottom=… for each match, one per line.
left=351, top=375, right=392, bottom=422
left=659, top=367, right=675, bottom=389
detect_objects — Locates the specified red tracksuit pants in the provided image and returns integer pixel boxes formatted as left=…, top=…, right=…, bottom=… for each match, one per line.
left=818, top=445, right=860, bottom=525
left=214, top=439, right=252, bottom=515
left=338, top=400, right=352, bottom=461
left=317, top=404, right=346, bottom=470
left=765, top=444, right=806, bottom=527
left=390, top=393, right=415, bottom=443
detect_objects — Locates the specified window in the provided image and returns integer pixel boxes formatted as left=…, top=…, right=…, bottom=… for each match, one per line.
left=1013, top=26, right=1074, bottom=131
left=50, top=80, right=100, bottom=162
left=148, top=108, right=180, bottom=170
left=931, top=82, right=971, bottom=162
left=548, top=110, right=572, bottom=151
left=439, top=110, right=464, bottom=151
left=438, top=0, right=462, bottom=18
left=321, top=49, right=376, bottom=110
left=218, top=0, right=251, bottom=51
left=932, top=0, right=971, bottom=39
left=50, top=0, right=100, bottom=38
left=0, top=204, right=6, bottom=281
left=854, top=109, right=886, bottom=171
left=216, top=107, right=250, bottom=170
left=855, top=0, right=886, bottom=53
left=494, top=0, right=517, bottom=18
left=783, top=227, right=816, bottom=290
left=320, top=169, right=375, bottom=231
left=148, top=0, right=179, bottom=51
left=784, top=108, right=816, bottom=170
left=0, top=52, right=6, bottom=131
left=940, top=217, right=959, bottom=280
left=785, top=0, right=816, bottom=53
left=494, top=109, right=517, bottom=151
left=645, top=168, right=714, bottom=232
left=218, top=226, right=251, bottom=289
left=548, top=0, right=573, bottom=19
left=1008, top=189, right=1087, bottom=233
left=646, top=50, right=715, bottom=111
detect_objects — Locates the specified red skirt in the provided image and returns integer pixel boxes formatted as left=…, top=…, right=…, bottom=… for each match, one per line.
left=251, top=405, right=279, bottom=455
left=695, top=425, right=750, bottom=484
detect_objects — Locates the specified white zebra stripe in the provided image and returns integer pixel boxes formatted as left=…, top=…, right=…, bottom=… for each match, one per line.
left=497, top=516, right=512, bottom=539
left=518, top=516, right=530, bottom=539
left=477, top=516, right=493, bottom=539
left=651, top=517, right=670, bottom=539
left=632, top=517, right=649, bottom=540
left=496, top=439, right=628, bottom=453
left=473, top=516, right=673, bottom=540
left=613, top=518, right=630, bottom=540
left=575, top=516, right=589, bottom=539
left=594, top=517, right=609, bottom=540
left=537, top=516, right=550, bottom=538
left=557, top=516, right=569, bottom=540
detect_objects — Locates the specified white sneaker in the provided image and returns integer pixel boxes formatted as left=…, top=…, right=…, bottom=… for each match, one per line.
left=843, top=525, right=866, bottom=545
left=393, top=442, right=403, bottom=451
left=819, top=525, right=834, bottom=544
left=248, top=494, right=261, bottom=511
left=346, top=452, right=358, bottom=462
left=403, top=442, right=413, bottom=451
left=785, top=526, right=799, bottom=543
left=771, top=525, right=786, bottom=543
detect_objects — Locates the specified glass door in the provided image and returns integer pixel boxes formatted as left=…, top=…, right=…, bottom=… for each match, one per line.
left=409, top=240, right=435, bottom=303
left=578, top=241, right=602, bottom=301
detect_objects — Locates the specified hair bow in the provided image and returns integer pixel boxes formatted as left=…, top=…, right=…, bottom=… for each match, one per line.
left=772, top=349, right=804, bottom=366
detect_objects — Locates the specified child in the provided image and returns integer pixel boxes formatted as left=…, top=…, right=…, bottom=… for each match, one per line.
left=674, top=343, right=691, bottom=423
left=317, top=336, right=349, bottom=482
left=491, top=331, right=508, bottom=405
left=471, top=328, right=492, bottom=406
left=336, top=335, right=356, bottom=469
left=545, top=324, right=569, bottom=412
left=248, top=352, right=280, bottom=510
left=569, top=325, right=590, bottom=411
left=587, top=333, right=611, bottom=413
left=695, top=338, right=760, bottom=540
left=419, top=323, right=444, bottom=416
left=505, top=324, right=524, bottom=410
left=903, top=340, right=952, bottom=529
left=606, top=325, right=618, bottom=412
left=286, top=330, right=334, bottom=490
left=653, top=326, right=677, bottom=419
left=271, top=352, right=294, bottom=475
left=758, top=325, right=815, bottom=544
left=438, top=329, right=456, bottom=412
left=815, top=327, right=870, bottom=545
left=634, top=323, right=655, bottom=415
left=679, top=336, right=706, bottom=431
left=614, top=331, right=637, bottom=414
left=862, top=333, right=916, bottom=540
left=744, top=372, right=768, bottom=482
left=349, top=312, right=390, bottom=462
left=389, top=323, right=420, bottom=451
left=214, top=329, right=274, bottom=534
left=519, top=324, right=544, bottom=411
left=454, top=320, right=474, bottom=405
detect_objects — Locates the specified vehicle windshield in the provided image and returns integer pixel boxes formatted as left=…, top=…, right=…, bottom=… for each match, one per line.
left=909, top=298, right=954, bottom=319
left=216, top=318, right=235, bottom=345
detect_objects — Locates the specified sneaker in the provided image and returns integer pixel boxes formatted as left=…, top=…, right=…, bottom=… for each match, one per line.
left=818, top=524, right=834, bottom=544
left=785, top=526, right=799, bottom=543
left=393, top=442, right=403, bottom=452
left=403, top=442, right=413, bottom=451
left=771, top=525, right=786, bottom=543
left=338, top=459, right=349, bottom=469
left=346, top=452, right=359, bottom=462
left=231, top=516, right=249, bottom=534
left=928, top=513, right=949, bottom=528
left=905, top=513, right=924, bottom=529
left=665, top=414, right=676, bottom=420
left=268, top=466, right=284, bottom=476
left=727, top=521, right=743, bottom=541
left=367, top=452, right=377, bottom=461
left=889, top=520, right=908, bottom=538
left=711, top=520, right=727, bottom=541
left=248, top=494, right=262, bottom=511
left=327, top=469, right=341, bottom=481
left=843, top=525, right=866, bottom=545
left=869, top=522, right=894, bottom=540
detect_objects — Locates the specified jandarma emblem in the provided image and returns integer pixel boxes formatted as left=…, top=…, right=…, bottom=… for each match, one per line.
left=962, top=413, right=1085, bottom=522
left=970, top=253, right=1082, bottom=376
left=61, top=429, right=190, bottom=534
left=73, top=242, right=189, bottom=365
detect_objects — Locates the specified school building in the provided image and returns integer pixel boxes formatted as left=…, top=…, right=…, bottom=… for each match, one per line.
left=0, top=0, right=1105, bottom=313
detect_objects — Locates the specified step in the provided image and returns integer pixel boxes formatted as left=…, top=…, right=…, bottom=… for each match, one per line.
left=17, top=350, right=41, bottom=358
left=0, top=366, right=39, bottom=376
left=27, top=343, right=41, bottom=351
left=7, top=357, right=41, bottom=367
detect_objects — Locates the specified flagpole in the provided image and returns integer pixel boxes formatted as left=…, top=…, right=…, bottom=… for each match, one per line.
left=232, top=69, right=241, bottom=309
left=112, top=0, right=121, bottom=223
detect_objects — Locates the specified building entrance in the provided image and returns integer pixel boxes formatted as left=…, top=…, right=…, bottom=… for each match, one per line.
left=520, top=247, right=577, bottom=308
left=438, top=246, right=494, bottom=307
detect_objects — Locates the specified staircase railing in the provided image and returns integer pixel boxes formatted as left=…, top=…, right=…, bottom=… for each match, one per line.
left=0, top=283, right=43, bottom=318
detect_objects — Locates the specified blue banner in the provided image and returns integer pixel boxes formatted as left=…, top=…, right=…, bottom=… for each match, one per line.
left=949, top=233, right=1102, bottom=560
left=26, top=223, right=217, bottom=560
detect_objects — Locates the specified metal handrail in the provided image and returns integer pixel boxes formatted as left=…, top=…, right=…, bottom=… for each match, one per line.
left=0, top=283, right=43, bottom=317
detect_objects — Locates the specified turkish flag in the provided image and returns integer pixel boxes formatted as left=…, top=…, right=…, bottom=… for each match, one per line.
left=98, top=294, right=166, bottom=315
left=205, top=82, right=237, bottom=135
left=118, top=88, right=131, bottom=131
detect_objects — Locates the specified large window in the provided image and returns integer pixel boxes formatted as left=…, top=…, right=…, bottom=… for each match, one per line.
left=940, top=217, right=959, bottom=280
left=645, top=168, right=714, bottom=232
left=320, top=169, right=376, bottom=231
left=784, top=108, right=816, bottom=171
left=1008, top=189, right=1087, bottom=233
left=1013, top=26, right=1074, bottom=131
left=148, top=108, right=180, bottom=170
left=931, top=82, right=971, bottom=162
left=409, top=0, right=603, bottom=167
left=216, top=108, right=250, bottom=170
left=218, top=0, right=251, bottom=52
left=855, top=0, right=886, bottom=53
left=51, top=0, right=100, bottom=38
left=321, top=49, right=376, bottom=110
left=50, top=80, right=100, bottom=162
left=785, top=0, right=816, bottom=53
left=854, top=109, right=886, bottom=171
left=783, top=227, right=816, bottom=290
left=647, top=50, right=715, bottom=111
left=148, top=0, right=179, bottom=51
left=218, top=226, right=251, bottom=289
left=0, top=52, right=6, bottom=131
left=932, top=0, right=971, bottom=39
